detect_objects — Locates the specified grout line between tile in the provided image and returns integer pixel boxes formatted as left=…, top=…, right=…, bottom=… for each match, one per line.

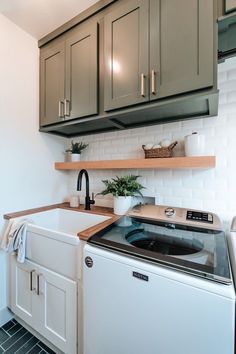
left=2, top=330, right=28, bottom=353
left=1, top=326, right=23, bottom=346
left=5, top=323, right=24, bottom=338
left=37, top=343, right=50, bottom=353
left=0, top=328, right=10, bottom=337
left=14, top=334, right=35, bottom=354
left=0, top=321, right=54, bottom=354
left=25, top=342, right=40, bottom=354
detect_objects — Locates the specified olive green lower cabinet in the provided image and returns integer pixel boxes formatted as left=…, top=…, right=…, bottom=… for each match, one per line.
left=40, top=20, right=98, bottom=127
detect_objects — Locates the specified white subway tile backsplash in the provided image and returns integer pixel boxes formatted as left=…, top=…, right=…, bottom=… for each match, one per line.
left=227, top=90, right=236, bottom=103
left=68, top=56, right=236, bottom=225
left=227, top=68, right=236, bottom=80
left=182, top=118, right=203, bottom=130
left=218, top=71, right=227, bottom=83
left=162, top=196, right=183, bottom=206
left=181, top=198, right=203, bottom=210
left=163, top=121, right=182, bottom=132
left=219, top=93, right=227, bottom=104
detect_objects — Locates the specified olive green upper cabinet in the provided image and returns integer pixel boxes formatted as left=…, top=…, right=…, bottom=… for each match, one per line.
left=40, top=21, right=98, bottom=126
left=150, top=0, right=214, bottom=101
left=65, top=23, right=98, bottom=120
left=40, top=42, right=65, bottom=126
left=104, top=0, right=214, bottom=111
left=104, top=0, right=149, bottom=111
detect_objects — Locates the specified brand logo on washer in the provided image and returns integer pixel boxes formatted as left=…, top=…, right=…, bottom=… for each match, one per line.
left=133, top=271, right=149, bottom=281
left=85, top=256, right=93, bottom=268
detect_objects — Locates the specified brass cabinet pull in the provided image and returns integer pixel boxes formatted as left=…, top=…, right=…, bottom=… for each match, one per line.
left=58, top=101, right=64, bottom=118
left=64, top=99, right=70, bottom=117
left=141, top=73, right=146, bottom=97
left=151, top=69, right=156, bottom=95
left=29, top=270, right=36, bottom=291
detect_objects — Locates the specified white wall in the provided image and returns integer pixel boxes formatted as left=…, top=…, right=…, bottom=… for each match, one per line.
left=68, top=57, right=236, bottom=228
left=0, top=14, right=67, bottom=321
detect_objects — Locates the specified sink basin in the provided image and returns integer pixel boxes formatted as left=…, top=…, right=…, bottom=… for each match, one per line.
left=12, top=208, right=111, bottom=279
left=26, top=208, right=111, bottom=237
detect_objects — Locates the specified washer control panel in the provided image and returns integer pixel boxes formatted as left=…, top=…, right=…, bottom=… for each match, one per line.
left=186, top=210, right=213, bottom=224
left=128, top=204, right=221, bottom=230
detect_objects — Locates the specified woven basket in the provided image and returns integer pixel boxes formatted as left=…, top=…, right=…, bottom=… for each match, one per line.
left=142, top=141, right=178, bottom=158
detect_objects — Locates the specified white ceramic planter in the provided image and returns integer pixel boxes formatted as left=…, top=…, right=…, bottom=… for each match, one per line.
left=113, top=196, right=132, bottom=215
left=71, top=153, right=81, bottom=162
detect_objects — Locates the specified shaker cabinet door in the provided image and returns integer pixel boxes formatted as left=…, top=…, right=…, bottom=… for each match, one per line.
left=10, top=256, right=77, bottom=354
left=104, top=0, right=149, bottom=111
left=10, top=257, right=34, bottom=326
left=40, top=42, right=65, bottom=126
left=150, top=0, right=214, bottom=100
left=34, top=264, right=77, bottom=354
left=65, top=22, right=98, bottom=120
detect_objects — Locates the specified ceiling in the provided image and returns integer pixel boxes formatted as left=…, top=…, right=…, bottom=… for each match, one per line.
left=0, top=0, right=99, bottom=39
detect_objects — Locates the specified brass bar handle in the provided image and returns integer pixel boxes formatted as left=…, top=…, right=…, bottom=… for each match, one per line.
left=58, top=101, right=64, bottom=118
left=141, top=73, right=145, bottom=97
left=64, top=99, right=70, bottom=117
left=29, top=270, right=36, bottom=291
left=151, top=70, right=156, bottom=95
left=36, top=273, right=42, bottom=296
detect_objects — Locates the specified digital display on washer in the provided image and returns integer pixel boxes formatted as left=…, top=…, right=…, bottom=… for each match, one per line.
left=88, top=216, right=231, bottom=284
left=186, top=210, right=213, bottom=223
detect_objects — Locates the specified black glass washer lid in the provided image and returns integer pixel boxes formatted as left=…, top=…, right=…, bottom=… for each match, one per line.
left=125, top=228, right=204, bottom=256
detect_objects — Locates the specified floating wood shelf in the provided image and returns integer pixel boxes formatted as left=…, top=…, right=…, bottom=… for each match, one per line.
left=55, top=156, right=216, bottom=170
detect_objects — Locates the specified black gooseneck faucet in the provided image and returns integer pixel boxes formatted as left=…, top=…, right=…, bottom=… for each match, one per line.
left=77, top=169, right=95, bottom=210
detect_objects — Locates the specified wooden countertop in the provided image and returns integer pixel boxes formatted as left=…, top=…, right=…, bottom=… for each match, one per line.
left=4, top=203, right=120, bottom=241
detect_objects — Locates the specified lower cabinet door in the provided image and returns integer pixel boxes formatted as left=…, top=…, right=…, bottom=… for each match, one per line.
left=10, top=256, right=35, bottom=326
left=10, top=256, right=77, bottom=354
left=34, top=264, right=77, bottom=354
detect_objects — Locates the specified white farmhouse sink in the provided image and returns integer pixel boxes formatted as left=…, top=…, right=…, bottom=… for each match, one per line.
left=27, top=208, right=111, bottom=237
left=12, top=208, right=111, bottom=279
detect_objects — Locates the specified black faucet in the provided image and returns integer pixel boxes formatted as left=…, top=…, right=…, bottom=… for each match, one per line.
left=77, top=169, right=95, bottom=210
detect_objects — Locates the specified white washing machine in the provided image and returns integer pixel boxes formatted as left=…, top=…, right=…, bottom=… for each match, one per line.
left=83, top=205, right=235, bottom=354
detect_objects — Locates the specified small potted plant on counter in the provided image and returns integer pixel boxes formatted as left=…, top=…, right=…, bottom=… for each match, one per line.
left=99, top=175, right=144, bottom=215
left=66, top=141, right=89, bottom=161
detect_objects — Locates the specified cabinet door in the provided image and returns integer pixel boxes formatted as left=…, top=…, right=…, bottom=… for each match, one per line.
left=104, top=0, right=149, bottom=111
left=40, top=41, right=65, bottom=126
left=65, top=22, right=98, bottom=120
left=34, top=265, right=77, bottom=354
left=225, top=0, right=236, bottom=13
left=10, top=256, right=34, bottom=326
left=150, top=0, right=214, bottom=100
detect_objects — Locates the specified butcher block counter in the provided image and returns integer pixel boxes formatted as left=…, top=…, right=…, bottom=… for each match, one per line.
left=4, top=202, right=120, bottom=241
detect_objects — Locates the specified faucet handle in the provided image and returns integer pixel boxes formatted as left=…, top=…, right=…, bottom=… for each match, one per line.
left=90, top=192, right=95, bottom=205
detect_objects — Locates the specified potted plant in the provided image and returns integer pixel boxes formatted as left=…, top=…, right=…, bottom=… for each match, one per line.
left=66, top=141, right=89, bottom=161
left=99, top=175, right=144, bottom=215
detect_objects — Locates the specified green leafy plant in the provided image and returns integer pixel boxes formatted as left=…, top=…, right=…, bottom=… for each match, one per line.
left=66, top=141, right=88, bottom=154
left=99, top=175, right=145, bottom=197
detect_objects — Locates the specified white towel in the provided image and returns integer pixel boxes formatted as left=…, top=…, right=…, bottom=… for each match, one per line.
left=1, top=219, right=29, bottom=263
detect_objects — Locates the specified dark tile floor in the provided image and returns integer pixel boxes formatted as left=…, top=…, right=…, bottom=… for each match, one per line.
left=0, top=319, right=56, bottom=354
